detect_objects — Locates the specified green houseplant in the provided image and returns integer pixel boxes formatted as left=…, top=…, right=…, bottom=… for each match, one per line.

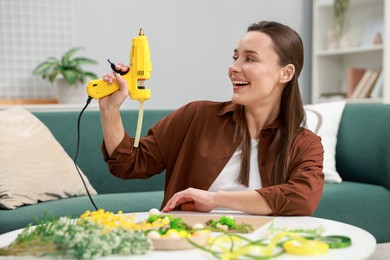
left=32, top=47, right=98, bottom=86
left=32, top=47, right=98, bottom=103
left=334, top=0, right=350, bottom=38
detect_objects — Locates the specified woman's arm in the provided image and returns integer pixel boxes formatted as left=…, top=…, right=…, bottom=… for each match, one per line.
left=162, top=130, right=324, bottom=216
left=162, top=188, right=272, bottom=215
left=99, top=65, right=129, bottom=156
left=99, top=104, right=125, bottom=156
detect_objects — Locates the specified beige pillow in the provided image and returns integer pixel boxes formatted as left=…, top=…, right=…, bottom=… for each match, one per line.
left=304, top=100, right=346, bottom=183
left=0, top=107, right=97, bottom=209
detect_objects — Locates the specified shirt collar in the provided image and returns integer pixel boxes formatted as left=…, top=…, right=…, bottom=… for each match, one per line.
left=217, top=101, right=280, bottom=130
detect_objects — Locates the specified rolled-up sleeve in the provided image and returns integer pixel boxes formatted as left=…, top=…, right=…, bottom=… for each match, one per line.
left=101, top=132, right=165, bottom=180
left=257, top=130, right=324, bottom=216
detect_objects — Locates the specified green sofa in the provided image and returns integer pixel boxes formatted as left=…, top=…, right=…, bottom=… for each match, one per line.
left=0, top=103, right=389, bottom=243
left=312, top=103, right=390, bottom=243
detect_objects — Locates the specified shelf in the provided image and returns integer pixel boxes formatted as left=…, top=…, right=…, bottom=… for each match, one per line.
left=0, top=99, right=58, bottom=105
left=317, top=96, right=382, bottom=103
left=0, top=103, right=100, bottom=112
left=318, top=0, right=382, bottom=8
left=317, top=45, right=383, bottom=56
left=312, top=0, right=386, bottom=104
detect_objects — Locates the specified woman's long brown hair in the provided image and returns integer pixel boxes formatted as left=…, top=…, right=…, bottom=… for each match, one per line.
left=237, top=21, right=305, bottom=186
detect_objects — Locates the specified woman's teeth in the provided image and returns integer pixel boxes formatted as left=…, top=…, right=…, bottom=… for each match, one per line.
left=232, top=81, right=249, bottom=86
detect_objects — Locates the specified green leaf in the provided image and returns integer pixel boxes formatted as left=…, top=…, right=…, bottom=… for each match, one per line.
left=72, top=57, right=98, bottom=65
left=62, top=69, right=79, bottom=85
left=83, top=71, right=98, bottom=80
left=32, top=60, right=59, bottom=75
left=61, top=47, right=84, bottom=65
left=48, top=70, right=60, bottom=84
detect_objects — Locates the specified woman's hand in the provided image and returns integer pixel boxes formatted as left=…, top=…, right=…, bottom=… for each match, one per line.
left=162, top=188, right=217, bottom=213
left=98, top=63, right=130, bottom=110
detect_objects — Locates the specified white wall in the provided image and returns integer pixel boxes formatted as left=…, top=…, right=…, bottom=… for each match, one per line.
left=74, top=0, right=313, bottom=109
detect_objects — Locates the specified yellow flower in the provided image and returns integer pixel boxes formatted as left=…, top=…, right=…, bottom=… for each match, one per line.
left=78, top=210, right=142, bottom=231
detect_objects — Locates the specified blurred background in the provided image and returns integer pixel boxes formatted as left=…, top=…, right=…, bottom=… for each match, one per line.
left=0, top=0, right=312, bottom=109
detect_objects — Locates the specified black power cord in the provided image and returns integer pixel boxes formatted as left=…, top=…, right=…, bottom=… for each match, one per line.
left=73, top=96, right=99, bottom=211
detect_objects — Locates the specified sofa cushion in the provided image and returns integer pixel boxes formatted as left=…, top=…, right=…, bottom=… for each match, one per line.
left=313, top=181, right=390, bottom=243
left=304, top=101, right=346, bottom=183
left=336, top=103, right=390, bottom=189
left=33, top=110, right=169, bottom=194
left=0, top=108, right=97, bottom=209
left=0, top=191, right=164, bottom=235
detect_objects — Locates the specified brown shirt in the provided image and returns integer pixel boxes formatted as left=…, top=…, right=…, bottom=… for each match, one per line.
left=101, top=101, right=324, bottom=216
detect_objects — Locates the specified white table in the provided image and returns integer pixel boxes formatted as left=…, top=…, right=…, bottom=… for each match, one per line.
left=0, top=211, right=376, bottom=260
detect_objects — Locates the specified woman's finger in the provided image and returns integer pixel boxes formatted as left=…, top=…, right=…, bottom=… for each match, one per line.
left=102, top=73, right=115, bottom=83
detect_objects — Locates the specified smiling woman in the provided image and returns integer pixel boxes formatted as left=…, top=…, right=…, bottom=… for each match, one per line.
left=97, top=21, right=324, bottom=218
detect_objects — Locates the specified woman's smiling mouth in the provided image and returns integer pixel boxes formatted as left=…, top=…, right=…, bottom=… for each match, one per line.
left=232, top=80, right=250, bottom=88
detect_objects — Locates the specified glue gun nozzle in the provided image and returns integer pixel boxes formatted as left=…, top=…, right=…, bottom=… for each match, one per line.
left=139, top=28, right=144, bottom=36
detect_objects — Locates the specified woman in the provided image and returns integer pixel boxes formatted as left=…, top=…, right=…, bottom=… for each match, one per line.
left=99, top=21, right=324, bottom=216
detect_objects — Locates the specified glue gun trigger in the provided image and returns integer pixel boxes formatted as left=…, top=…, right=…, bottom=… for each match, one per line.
left=107, top=59, right=129, bottom=76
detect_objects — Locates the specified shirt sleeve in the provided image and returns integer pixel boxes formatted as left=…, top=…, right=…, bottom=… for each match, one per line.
left=256, top=130, right=324, bottom=216
left=100, top=102, right=196, bottom=180
left=100, top=131, right=166, bottom=180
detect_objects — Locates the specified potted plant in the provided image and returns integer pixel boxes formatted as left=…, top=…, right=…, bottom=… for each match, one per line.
left=334, top=0, right=350, bottom=39
left=32, top=47, right=98, bottom=104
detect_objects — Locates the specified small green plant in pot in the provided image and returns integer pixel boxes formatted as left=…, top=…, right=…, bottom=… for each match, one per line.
left=32, top=47, right=98, bottom=103
left=333, top=0, right=350, bottom=38
left=32, top=47, right=98, bottom=85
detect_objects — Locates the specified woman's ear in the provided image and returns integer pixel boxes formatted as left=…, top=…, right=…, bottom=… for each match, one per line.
left=279, top=64, right=295, bottom=83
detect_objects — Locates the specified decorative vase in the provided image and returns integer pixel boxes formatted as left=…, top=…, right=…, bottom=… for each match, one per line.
left=55, top=79, right=88, bottom=104
left=326, top=29, right=339, bottom=50
left=339, top=33, right=351, bottom=48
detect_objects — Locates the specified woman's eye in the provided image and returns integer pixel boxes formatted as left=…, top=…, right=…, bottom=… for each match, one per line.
left=232, top=55, right=255, bottom=62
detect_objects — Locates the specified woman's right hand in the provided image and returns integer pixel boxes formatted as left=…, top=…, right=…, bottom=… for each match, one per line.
left=98, top=63, right=130, bottom=111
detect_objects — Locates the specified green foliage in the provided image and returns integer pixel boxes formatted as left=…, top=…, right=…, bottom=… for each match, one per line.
left=32, top=47, right=98, bottom=86
left=0, top=216, right=151, bottom=259
left=146, top=214, right=159, bottom=223
left=147, top=214, right=190, bottom=235
left=334, top=0, right=350, bottom=37
left=168, top=216, right=189, bottom=231
left=206, top=215, right=254, bottom=233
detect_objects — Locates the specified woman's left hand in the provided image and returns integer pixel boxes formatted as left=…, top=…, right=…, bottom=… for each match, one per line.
left=162, top=188, right=217, bottom=213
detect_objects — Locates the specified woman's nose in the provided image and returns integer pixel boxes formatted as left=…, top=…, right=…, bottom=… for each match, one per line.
left=229, top=60, right=240, bottom=73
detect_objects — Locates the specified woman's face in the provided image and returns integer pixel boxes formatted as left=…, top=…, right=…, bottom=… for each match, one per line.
left=228, top=31, right=286, bottom=107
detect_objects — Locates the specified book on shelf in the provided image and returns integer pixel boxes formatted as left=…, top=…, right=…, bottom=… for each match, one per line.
left=364, top=68, right=382, bottom=98
left=349, top=68, right=382, bottom=99
left=347, top=67, right=366, bottom=98
left=369, top=70, right=384, bottom=98
left=358, top=71, right=378, bottom=98
left=350, top=70, right=373, bottom=99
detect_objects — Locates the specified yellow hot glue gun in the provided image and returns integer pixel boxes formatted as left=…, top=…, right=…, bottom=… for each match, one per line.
left=86, top=28, right=152, bottom=147
left=86, top=28, right=152, bottom=101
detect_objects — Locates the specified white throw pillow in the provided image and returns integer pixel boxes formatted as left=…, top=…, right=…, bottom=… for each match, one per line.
left=304, top=101, right=346, bottom=183
left=0, top=107, right=97, bottom=209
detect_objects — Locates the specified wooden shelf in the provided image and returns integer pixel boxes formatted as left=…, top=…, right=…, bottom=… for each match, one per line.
left=0, top=99, right=58, bottom=105
left=317, top=45, right=383, bottom=56
left=312, top=0, right=387, bottom=103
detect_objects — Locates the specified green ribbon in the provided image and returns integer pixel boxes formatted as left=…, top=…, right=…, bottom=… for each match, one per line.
left=315, top=235, right=352, bottom=248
